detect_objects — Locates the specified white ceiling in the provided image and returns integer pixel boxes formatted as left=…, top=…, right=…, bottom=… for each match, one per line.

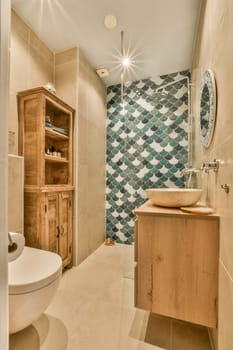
left=11, top=0, right=201, bottom=86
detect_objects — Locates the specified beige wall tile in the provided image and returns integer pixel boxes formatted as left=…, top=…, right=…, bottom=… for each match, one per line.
left=10, top=11, right=54, bottom=155
left=192, top=1, right=233, bottom=348
left=55, top=60, right=77, bottom=107
left=192, top=0, right=233, bottom=151
left=78, top=65, right=89, bottom=116
left=218, top=261, right=233, bottom=350
left=76, top=49, right=106, bottom=264
left=10, top=29, right=30, bottom=93
left=77, top=164, right=90, bottom=263
left=29, top=30, right=54, bottom=66
left=8, top=131, right=17, bottom=155
left=29, top=46, right=54, bottom=89
left=11, top=10, right=30, bottom=43
left=56, top=48, right=106, bottom=265
left=211, top=136, right=233, bottom=278
left=55, top=48, right=78, bottom=66
left=77, top=114, right=88, bottom=164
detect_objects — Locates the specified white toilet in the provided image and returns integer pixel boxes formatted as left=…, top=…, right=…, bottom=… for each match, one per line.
left=8, top=155, right=62, bottom=334
left=9, top=246, right=62, bottom=334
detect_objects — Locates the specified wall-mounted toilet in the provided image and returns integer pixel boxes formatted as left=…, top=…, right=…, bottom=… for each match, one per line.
left=8, top=154, right=62, bottom=334
left=9, top=246, right=62, bottom=334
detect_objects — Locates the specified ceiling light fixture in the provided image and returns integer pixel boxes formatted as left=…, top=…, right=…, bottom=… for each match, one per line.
left=122, top=57, right=130, bottom=67
left=104, top=14, right=117, bottom=30
left=109, top=29, right=138, bottom=107
left=120, top=30, right=131, bottom=106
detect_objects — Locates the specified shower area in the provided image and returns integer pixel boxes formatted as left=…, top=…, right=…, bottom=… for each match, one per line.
left=106, top=70, right=190, bottom=244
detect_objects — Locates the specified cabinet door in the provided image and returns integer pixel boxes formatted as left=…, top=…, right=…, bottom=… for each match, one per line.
left=182, top=218, right=218, bottom=328
left=59, top=191, right=72, bottom=266
left=150, top=216, right=218, bottom=328
left=149, top=216, right=187, bottom=318
left=136, top=215, right=219, bottom=328
left=135, top=216, right=153, bottom=311
left=46, top=193, right=59, bottom=253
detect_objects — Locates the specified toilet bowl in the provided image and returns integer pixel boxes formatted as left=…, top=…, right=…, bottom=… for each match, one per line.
left=9, top=246, right=62, bottom=334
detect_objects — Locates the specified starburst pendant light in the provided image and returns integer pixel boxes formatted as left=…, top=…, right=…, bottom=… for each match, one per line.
left=120, top=31, right=130, bottom=106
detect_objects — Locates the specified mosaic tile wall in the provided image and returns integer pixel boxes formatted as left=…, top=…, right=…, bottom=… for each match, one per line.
left=106, top=70, right=190, bottom=244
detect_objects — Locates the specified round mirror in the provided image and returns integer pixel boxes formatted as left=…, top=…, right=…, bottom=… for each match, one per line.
left=199, top=69, right=217, bottom=148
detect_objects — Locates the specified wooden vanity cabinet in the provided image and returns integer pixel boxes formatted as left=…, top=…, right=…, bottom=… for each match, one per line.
left=18, top=87, right=74, bottom=268
left=134, top=202, right=219, bottom=328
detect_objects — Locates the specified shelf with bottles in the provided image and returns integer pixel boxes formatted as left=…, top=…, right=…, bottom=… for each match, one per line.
left=45, top=155, right=69, bottom=163
left=45, top=139, right=69, bottom=161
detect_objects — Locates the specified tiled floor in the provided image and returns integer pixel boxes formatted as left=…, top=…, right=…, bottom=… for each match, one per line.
left=10, top=244, right=212, bottom=350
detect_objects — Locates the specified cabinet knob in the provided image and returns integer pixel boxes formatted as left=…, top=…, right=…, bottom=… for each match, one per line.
left=60, top=225, right=64, bottom=235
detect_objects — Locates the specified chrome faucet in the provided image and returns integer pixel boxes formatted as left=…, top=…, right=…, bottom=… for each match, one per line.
left=201, top=159, right=223, bottom=173
left=180, top=166, right=201, bottom=177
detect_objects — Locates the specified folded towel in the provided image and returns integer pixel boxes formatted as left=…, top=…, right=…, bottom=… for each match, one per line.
left=45, top=116, right=68, bottom=135
left=52, top=127, right=68, bottom=135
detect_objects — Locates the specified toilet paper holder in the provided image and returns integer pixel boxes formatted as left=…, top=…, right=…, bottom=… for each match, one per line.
left=8, top=232, right=18, bottom=253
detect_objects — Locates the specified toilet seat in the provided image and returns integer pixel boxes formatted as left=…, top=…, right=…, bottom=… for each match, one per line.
left=9, top=246, right=62, bottom=295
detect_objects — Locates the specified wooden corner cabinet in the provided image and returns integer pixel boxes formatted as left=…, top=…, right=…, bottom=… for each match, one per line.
left=134, top=201, right=219, bottom=328
left=18, top=87, right=75, bottom=268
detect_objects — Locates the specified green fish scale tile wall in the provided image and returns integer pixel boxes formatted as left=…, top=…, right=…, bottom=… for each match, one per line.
left=106, top=70, right=190, bottom=244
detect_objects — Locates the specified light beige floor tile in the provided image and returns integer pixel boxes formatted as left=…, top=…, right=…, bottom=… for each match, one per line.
left=10, top=243, right=212, bottom=350
left=145, top=314, right=172, bottom=349
left=10, top=315, right=68, bottom=350
left=10, top=326, right=40, bottom=350
left=172, top=320, right=211, bottom=350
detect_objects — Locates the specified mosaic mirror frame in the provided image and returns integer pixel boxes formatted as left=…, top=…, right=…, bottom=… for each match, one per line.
left=199, top=69, right=217, bottom=148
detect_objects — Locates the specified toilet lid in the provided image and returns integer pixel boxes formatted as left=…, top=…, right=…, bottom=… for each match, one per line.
left=9, top=246, right=62, bottom=295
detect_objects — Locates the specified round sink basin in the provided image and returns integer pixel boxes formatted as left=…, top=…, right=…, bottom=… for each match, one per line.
left=146, top=188, right=203, bottom=208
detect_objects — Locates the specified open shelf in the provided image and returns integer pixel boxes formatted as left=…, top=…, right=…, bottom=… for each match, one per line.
left=45, top=127, right=69, bottom=140
left=45, top=161, right=69, bottom=185
left=45, top=155, right=69, bottom=163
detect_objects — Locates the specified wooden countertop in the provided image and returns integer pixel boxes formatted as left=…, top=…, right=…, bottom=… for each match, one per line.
left=134, top=200, right=219, bottom=219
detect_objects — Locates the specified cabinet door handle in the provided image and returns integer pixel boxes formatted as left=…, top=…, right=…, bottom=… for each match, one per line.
left=56, top=225, right=60, bottom=238
left=60, top=225, right=64, bottom=236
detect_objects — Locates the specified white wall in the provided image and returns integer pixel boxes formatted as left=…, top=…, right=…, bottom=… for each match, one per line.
left=0, top=0, right=11, bottom=349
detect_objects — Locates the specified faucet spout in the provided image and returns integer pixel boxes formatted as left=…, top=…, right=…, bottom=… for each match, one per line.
left=180, top=166, right=201, bottom=177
